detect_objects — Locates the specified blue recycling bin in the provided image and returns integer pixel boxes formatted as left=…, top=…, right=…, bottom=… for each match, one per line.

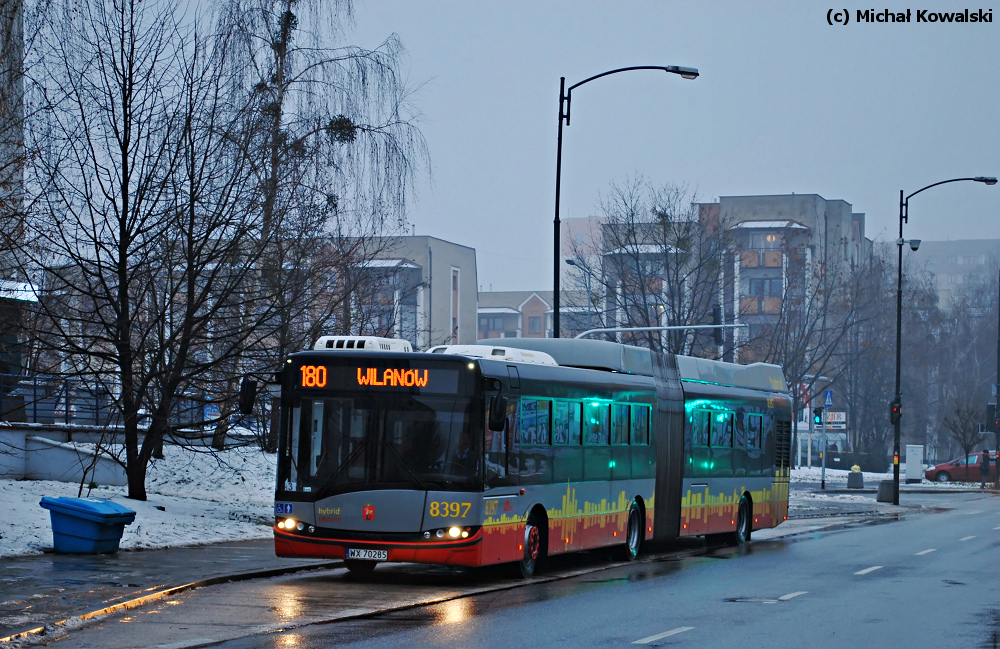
left=39, top=497, right=136, bottom=554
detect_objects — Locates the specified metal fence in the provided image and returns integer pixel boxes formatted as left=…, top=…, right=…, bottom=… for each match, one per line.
left=0, top=374, right=116, bottom=426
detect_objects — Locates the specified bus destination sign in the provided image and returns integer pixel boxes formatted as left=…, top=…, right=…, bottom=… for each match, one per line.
left=357, top=367, right=428, bottom=387
left=297, top=364, right=461, bottom=394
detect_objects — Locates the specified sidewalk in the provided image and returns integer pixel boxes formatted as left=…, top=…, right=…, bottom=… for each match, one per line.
left=0, top=539, right=338, bottom=643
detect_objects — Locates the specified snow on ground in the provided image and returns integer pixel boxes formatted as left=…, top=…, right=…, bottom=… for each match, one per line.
left=792, top=465, right=889, bottom=485
left=0, top=444, right=276, bottom=558
left=0, top=451, right=978, bottom=559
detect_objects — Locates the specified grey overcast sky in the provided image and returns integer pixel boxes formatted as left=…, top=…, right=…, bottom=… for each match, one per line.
left=349, top=1, right=1000, bottom=291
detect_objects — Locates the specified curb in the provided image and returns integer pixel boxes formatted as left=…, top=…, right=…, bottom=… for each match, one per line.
left=813, top=487, right=995, bottom=494
left=0, top=560, right=342, bottom=645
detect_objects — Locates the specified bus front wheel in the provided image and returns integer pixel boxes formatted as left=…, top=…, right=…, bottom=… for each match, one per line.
left=518, top=515, right=543, bottom=579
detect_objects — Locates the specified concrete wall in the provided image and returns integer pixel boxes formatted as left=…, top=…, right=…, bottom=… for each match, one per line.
left=0, top=425, right=251, bottom=484
left=18, top=435, right=127, bottom=486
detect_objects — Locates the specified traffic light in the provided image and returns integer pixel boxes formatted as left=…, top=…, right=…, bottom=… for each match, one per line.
left=992, top=403, right=999, bottom=431
left=712, top=304, right=723, bottom=346
left=812, top=407, right=823, bottom=425
left=889, top=399, right=901, bottom=426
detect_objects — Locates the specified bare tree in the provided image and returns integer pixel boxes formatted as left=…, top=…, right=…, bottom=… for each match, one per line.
left=569, top=178, right=726, bottom=354
left=942, top=399, right=987, bottom=465
left=842, top=246, right=895, bottom=464
left=13, top=0, right=281, bottom=500
left=222, top=0, right=427, bottom=360
left=737, top=224, right=880, bottom=466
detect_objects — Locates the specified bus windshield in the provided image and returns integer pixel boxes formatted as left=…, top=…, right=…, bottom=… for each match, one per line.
left=278, top=394, right=482, bottom=496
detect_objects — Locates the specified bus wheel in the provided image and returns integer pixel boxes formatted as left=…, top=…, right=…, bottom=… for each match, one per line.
left=518, top=516, right=542, bottom=579
left=621, top=500, right=642, bottom=561
left=735, top=495, right=752, bottom=546
left=344, top=559, right=377, bottom=577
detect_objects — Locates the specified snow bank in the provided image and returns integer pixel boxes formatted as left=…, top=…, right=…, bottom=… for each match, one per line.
left=0, top=444, right=276, bottom=558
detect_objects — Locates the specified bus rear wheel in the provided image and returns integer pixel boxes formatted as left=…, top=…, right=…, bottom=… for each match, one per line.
left=621, top=500, right=642, bottom=561
left=735, top=495, right=752, bottom=546
left=518, top=515, right=543, bottom=579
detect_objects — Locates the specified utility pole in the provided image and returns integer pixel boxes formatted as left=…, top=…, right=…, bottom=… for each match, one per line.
left=995, top=268, right=1000, bottom=487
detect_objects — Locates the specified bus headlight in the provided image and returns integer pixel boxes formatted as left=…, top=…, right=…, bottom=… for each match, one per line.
left=278, top=518, right=296, bottom=530
left=448, top=527, right=461, bottom=538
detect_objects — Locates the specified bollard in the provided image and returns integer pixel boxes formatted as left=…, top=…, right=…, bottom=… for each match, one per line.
left=876, top=480, right=894, bottom=503
left=847, top=464, right=864, bottom=489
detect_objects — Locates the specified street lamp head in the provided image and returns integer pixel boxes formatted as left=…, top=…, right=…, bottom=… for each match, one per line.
left=565, top=259, right=577, bottom=267
left=975, top=176, right=998, bottom=186
left=909, top=239, right=921, bottom=251
left=664, top=65, right=699, bottom=80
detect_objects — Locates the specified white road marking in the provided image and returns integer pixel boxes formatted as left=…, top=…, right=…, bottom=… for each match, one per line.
left=778, top=591, right=807, bottom=601
left=961, top=535, right=976, bottom=541
left=633, top=627, right=695, bottom=644
left=855, top=566, right=883, bottom=575
left=915, top=549, right=936, bottom=556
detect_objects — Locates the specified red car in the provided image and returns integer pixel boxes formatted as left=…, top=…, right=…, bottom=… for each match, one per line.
left=925, top=452, right=997, bottom=482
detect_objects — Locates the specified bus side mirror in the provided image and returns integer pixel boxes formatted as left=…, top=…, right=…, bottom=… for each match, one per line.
left=238, top=377, right=257, bottom=415
left=488, top=395, right=508, bottom=432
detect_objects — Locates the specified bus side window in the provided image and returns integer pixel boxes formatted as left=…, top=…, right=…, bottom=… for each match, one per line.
left=611, top=404, right=629, bottom=445
left=553, top=400, right=581, bottom=445
left=692, top=410, right=709, bottom=447
left=520, top=399, right=551, bottom=445
left=583, top=402, right=609, bottom=445
left=710, top=411, right=733, bottom=448
left=536, top=401, right=551, bottom=444
left=747, top=414, right=762, bottom=449
left=734, top=409, right=746, bottom=447
left=631, top=406, right=649, bottom=445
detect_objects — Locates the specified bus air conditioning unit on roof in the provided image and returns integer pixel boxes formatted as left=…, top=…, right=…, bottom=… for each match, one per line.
left=313, top=336, right=413, bottom=353
left=426, top=344, right=558, bottom=365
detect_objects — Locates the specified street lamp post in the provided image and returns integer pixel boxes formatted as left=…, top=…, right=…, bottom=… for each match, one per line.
left=552, top=65, right=698, bottom=338
left=892, top=176, right=997, bottom=505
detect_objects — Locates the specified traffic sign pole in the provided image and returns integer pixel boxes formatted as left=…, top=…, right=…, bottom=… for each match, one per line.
left=821, top=391, right=832, bottom=490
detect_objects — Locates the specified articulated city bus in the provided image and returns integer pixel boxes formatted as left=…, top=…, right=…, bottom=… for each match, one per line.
left=266, top=336, right=792, bottom=577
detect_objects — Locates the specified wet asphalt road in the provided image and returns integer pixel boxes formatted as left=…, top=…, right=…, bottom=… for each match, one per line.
left=26, top=487, right=1000, bottom=649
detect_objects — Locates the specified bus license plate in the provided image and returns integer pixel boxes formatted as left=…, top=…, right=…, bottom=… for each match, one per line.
left=346, top=548, right=387, bottom=561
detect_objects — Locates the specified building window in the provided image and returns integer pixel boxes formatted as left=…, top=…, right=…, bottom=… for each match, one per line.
left=749, top=232, right=781, bottom=249
left=747, top=278, right=783, bottom=297
left=528, top=316, right=541, bottom=334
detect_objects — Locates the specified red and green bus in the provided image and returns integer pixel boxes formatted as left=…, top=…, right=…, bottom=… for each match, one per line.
left=266, top=336, right=792, bottom=577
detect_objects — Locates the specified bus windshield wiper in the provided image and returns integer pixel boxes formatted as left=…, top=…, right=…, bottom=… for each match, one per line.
left=325, top=439, right=367, bottom=487
left=383, top=442, right=430, bottom=490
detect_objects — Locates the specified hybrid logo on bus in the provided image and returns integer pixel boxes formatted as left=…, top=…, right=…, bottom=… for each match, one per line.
left=357, top=367, right=430, bottom=388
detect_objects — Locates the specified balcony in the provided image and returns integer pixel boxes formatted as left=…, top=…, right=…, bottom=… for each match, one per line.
left=740, top=249, right=783, bottom=268
left=740, top=296, right=783, bottom=315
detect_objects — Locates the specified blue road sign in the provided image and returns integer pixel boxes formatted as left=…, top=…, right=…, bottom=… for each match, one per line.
left=824, top=390, right=833, bottom=408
